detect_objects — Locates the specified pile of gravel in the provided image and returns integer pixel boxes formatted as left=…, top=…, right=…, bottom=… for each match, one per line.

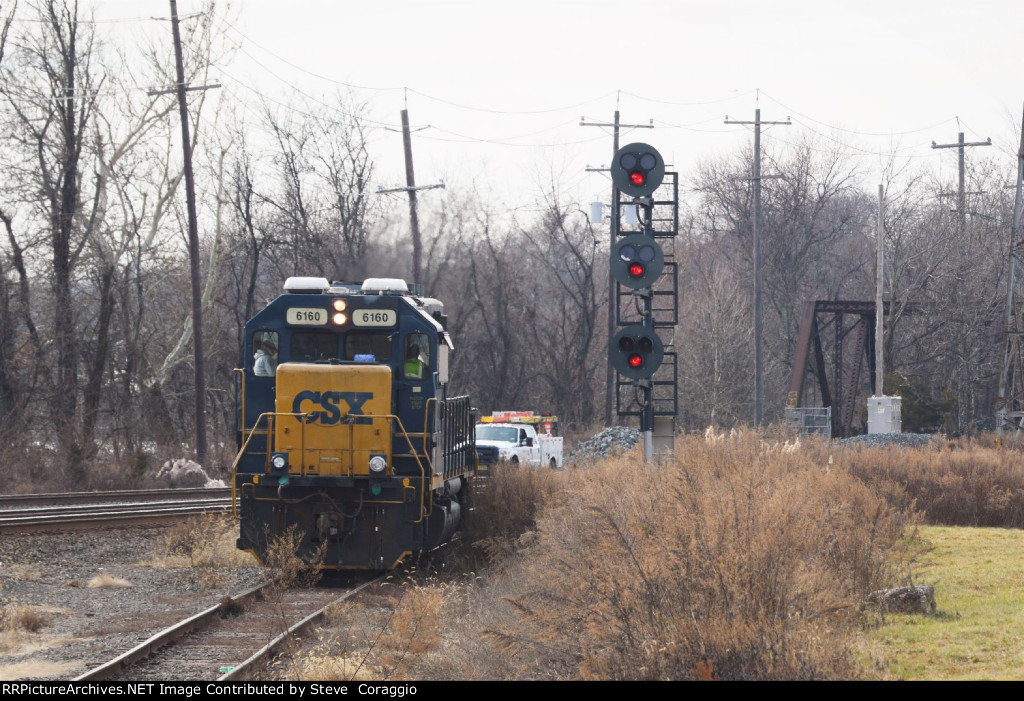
left=568, top=426, right=640, bottom=463
left=835, top=432, right=940, bottom=448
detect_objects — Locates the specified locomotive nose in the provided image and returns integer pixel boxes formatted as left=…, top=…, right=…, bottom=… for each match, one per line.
left=274, top=363, right=393, bottom=477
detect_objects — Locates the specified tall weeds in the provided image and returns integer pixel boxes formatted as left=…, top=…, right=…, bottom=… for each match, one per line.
left=298, top=432, right=923, bottom=681
left=456, top=463, right=567, bottom=567
left=476, top=432, right=913, bottom=680
left=835, top=439, right=1024, bottom=528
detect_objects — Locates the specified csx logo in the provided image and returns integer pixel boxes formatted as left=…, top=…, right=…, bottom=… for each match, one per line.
left=292, top=391, right=373, bottom=425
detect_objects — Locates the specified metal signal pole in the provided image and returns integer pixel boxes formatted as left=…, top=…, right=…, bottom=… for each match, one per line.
left=876, top=184, right=885, bottom=395
left=580, top=111, right=653, bottom=426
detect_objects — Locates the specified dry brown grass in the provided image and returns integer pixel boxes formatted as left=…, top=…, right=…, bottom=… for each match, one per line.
left=6, top=564, right=41, bottom=581
left=289, top=644, right=381, bottom=682
left=456, top=462, right=568, bottom=568
left=836, top=437, right=1024, bottom=528
left=0, top=591, right=51, bottom=657
left=262, top=525, right=325, bottom=589
left=146, top=514, right=254, bottom=573
left=85, top=573, right=132, bottom=589
left=1, top=605, right=47, bottom=633
left=371, top=430, right=916, bottom=681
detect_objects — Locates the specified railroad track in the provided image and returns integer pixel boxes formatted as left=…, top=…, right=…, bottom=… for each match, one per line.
left=0, top=488, right=232, bottom=533
left=73, top=576, right=383, bottom=681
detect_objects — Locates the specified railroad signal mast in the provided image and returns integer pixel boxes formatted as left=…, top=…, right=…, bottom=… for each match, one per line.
left=609, top=143, right=678, bottom=461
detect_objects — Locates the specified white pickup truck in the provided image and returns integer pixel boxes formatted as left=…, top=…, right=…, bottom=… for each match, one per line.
left=475, top=412, right=563, bottom=469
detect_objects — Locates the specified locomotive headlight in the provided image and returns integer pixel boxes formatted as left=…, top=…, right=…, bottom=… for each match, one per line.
left=368, top=455, right=387, bottom=473
left=270, top=452, right=288, bottom=473
left=332, top=312, right=348, bottom=325
left=332, top=299, right=347, bottom=312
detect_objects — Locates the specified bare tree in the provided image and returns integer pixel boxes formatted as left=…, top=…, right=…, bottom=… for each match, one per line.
left=677, top=241, right=753, bottom=428
left=259, top=94, right=378, bottom=281
left=519, top=190, right=602, bottom=428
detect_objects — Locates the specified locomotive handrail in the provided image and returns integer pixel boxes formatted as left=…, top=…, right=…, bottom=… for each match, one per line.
left=233, top=368, right=245, bottom=434
left=423, top=397, right=438, bottom=450
left=231, top=411, right=307, bottom=515
left=231, top=411, right=272, bottom=515
left=233, top=409, right=432, bottom=523
left=384, top=413, right=429, bottom=523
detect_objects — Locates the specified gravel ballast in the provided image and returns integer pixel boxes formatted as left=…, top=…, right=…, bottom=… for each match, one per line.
left=568, top=426, right=641, bottom=463
left=0, top=526, right=265, bottom=681
left=834, top=433, right=941, bottom=448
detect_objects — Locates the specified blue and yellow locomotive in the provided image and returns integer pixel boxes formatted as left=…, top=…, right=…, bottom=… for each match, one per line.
left=232, top=277, right=476, bottom=570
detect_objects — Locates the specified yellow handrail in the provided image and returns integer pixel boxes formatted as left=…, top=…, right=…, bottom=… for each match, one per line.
left=233, top=368, right=245, bottom=434
left=231, top=410, right=434, bottom=523
left=231, top=411, right=273, bottom=515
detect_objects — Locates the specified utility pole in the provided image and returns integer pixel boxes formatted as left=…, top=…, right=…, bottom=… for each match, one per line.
left=580, top=110, right=653, bottom=426
left=160, top=0, right=219, bottom=467
left=725, top=108, right=790, bottom=426
left=996, top=106, right=1024, bottom=436
left=876, top=184, right=885, bottom=395
left=931, top=131, right=991, bottom=237
left=378, top=107, right=443, bottom=292
left=401, top=109, right=423, bottom=286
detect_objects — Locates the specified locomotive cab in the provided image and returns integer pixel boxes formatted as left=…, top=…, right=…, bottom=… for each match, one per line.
left=232, top=277, right=475, bottom=570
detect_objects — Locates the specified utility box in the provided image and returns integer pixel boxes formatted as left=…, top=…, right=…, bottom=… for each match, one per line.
left=652, top=416, right=675, bottom=456
left=867, top=396, right=902, bottom=434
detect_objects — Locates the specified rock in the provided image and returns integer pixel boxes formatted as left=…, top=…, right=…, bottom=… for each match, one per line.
left=865, top=585, right=937, bottom=614
left=155, top=458, right=209, bottom=487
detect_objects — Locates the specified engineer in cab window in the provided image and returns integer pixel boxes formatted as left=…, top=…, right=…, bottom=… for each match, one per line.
left=253, top=334, right=278, bottom=376
left=404, top=335, right=429, bottom=380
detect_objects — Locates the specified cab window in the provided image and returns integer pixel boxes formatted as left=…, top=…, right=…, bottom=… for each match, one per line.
left=403, top=333, right=430, bottom=379
left=252, top=331, right=278, bottom=376
left=344, top=333, right=392, bottom=362
left=290, top=333, right=338, bottom=362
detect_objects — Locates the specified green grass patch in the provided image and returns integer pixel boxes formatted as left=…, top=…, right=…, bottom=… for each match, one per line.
left=868, top=525, right=1024, bottom=680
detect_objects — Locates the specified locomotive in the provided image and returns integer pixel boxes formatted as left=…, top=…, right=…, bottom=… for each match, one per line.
left=231, top=276, right=476, bottom=570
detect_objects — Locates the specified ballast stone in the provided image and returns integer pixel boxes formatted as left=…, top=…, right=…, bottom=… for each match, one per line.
left=569, top=426, right=640, bottom=462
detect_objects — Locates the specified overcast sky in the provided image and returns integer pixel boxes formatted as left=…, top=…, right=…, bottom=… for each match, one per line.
left=92, top=0, right=1024, bottom=211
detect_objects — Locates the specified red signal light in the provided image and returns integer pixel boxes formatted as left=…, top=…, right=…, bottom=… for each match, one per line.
left=628, top=354, right=643, bottom=368
left=629, top=262, right=645, bottom=278
left=630, top=172, right=645, bottom=186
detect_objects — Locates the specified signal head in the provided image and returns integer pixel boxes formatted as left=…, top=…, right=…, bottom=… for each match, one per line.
left=611, top=325, right=664, bottom=380
left=611, top=234, right=664, bottom=289
left=611, top=142, right=665, bottom=198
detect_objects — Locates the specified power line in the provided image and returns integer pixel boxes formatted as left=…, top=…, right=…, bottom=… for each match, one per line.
left=406, top=87, right=617, bottom=116
left=620, top=88, right=756, bottom=107
left=760, top=90, right=956, bottom=137
left=214, top=13, right=616, bottom=117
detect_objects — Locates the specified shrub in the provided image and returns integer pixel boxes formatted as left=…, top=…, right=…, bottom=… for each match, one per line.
left=149, top=514, right=254, bottom=570
left=288, top=432, right=918, bottom=681
left=455, top=462, right=567, bottom=568
left=0, top=605, right=47, bottom=633
left=837, top=438, right=1024, bottom=528
left=478, top=431, right=913, bottom=680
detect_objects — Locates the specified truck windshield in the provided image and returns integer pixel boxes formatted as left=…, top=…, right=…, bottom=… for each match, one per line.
left=476, top=426, right=518, bottom=443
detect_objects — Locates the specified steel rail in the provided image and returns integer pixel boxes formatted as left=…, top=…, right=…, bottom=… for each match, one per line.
left=0, top=498, right=232, bottom=533
left=72, top=581, right=271, bottom=681
left=0, top=487, right=230, bottom=508
left=219, top=576, right=384, bottom=680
